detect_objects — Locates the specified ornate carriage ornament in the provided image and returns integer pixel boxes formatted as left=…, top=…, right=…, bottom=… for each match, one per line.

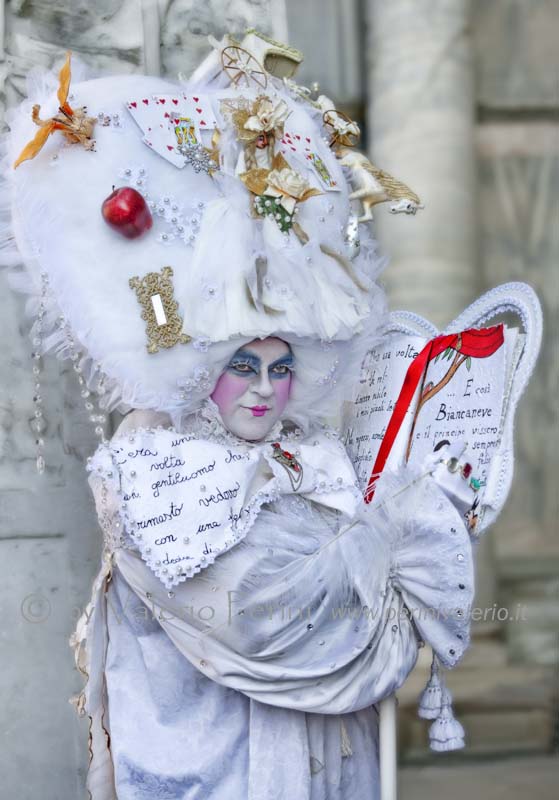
left=221, top=45, right=268, bottom=90
left=321, top=108, right=361, bottom=149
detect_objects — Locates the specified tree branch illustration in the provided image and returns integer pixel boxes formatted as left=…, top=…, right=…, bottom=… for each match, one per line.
left=405, top=335, right=468, bottom=461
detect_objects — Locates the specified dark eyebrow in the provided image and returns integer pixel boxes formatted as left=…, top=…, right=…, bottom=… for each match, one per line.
left=269, top=353, right=294, bottom=369
left=229, top=349, right=261, bottom=364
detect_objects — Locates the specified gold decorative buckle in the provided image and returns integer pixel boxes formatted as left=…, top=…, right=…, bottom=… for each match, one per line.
left=129, top=266, right=191, bottom=354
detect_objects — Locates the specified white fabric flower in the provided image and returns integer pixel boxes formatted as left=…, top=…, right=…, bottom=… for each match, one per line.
left=192, top=336, right=211, bottom=353
left=265, top=167, right=310, bottom=214
left=244, top=97, right=289, bottom=134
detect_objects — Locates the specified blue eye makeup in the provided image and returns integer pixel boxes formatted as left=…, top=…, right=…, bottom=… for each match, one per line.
left=268, top=353, right=294, bottom=379
left=226, top=348, right=294, bottom=379
left=226, top=350, right=261, bottom=377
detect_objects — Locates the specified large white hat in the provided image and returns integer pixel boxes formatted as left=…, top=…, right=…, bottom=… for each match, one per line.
left=1, top=38, right=394, bottom=430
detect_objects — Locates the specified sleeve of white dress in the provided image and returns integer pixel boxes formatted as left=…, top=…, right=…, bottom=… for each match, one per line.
left=374, top=467, right=475, bottom=670
left=114, top=462, right=475, bottom=715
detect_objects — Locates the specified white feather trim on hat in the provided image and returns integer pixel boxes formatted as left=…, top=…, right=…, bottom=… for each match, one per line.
left=0, top=62, right=387, bottom=427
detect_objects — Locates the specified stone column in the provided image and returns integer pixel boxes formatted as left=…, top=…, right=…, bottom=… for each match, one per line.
left=366, top=0, right=497, bottom=619
left=366, top=0, right=479, bottom=326
left=474, top=0, right=559, bottom=671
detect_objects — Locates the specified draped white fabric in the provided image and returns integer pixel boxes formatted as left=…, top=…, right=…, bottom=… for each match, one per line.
left=71, top=407, right=474, bottom=799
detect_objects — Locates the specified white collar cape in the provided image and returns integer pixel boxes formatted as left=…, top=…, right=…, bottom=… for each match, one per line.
left=89, top=403, right=361, bottom=589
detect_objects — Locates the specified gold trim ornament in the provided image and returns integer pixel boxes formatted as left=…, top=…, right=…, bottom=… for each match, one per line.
left=271, top=442, right=303, bottom=491
left=14, top=51, right=96, bottom=169
left=129, top=267, right=191, bottom=354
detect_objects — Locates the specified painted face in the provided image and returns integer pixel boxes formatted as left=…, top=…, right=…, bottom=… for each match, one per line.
left=255, top=132, right=269, bottom=149
left=211, top=338, right=294, bottom=441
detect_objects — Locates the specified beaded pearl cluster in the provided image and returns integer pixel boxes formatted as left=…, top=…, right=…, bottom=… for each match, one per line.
left=55, top=314, right=108, bottom=442
left=118, top=164, right=206, bottom=248
left=31, top=273, right=110, bottom=474
left=30, top=273, right=50, bottom=474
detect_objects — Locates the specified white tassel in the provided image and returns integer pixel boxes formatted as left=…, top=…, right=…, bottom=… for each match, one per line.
left=418, top=653, right=443, bottom=719
left=340, top=719, right=353, bottom=757
left=429, top=688, right=465, bottom=752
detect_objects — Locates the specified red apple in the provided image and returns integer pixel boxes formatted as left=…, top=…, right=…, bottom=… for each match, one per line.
left=101, top=186, right=153, bottom=239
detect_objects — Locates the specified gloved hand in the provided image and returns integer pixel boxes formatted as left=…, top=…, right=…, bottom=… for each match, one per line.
left=424, top=440, right=480, bottom=525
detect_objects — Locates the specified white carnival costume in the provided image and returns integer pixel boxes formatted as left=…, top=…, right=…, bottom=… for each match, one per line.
left=0, top=32, right=540, bottom=800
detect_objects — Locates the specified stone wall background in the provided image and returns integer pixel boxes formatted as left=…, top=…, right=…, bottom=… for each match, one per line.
left=286, top=0, right=559, bottom=765
left=0, top=0, right=557, bottom=797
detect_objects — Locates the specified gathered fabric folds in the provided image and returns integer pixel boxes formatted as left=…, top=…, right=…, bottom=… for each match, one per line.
left=71, top=447, right=474, bottom=799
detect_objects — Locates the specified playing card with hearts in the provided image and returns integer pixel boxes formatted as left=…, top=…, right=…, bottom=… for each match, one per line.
left=127, top=95, right=182, bottom=167
left=280, top=129, right=339, bottom=191
left=181, top=93, right=218, bottom=131
left=148, top=112, right=202, bottom=169
left=141, top=133, right=185, bottom=168
left=153, top=93, right=217, bottom=135
left=126, top=96, right=156, bottom=132
left=127, top=93, right=215, bottom=169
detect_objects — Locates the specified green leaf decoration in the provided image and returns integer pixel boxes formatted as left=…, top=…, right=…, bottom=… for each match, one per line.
left=466, top=356, right=472, bottom=371
left=254, top=194, right=293, bottom=232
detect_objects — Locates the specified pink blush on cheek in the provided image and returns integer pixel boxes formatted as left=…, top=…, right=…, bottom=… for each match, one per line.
left=210, top=372, right=248, bottom=416
left=273, top=372, right=292, bottom=415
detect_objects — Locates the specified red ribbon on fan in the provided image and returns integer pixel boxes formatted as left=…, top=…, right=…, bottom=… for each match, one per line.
left=364, top=325, right=504, bottom=504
